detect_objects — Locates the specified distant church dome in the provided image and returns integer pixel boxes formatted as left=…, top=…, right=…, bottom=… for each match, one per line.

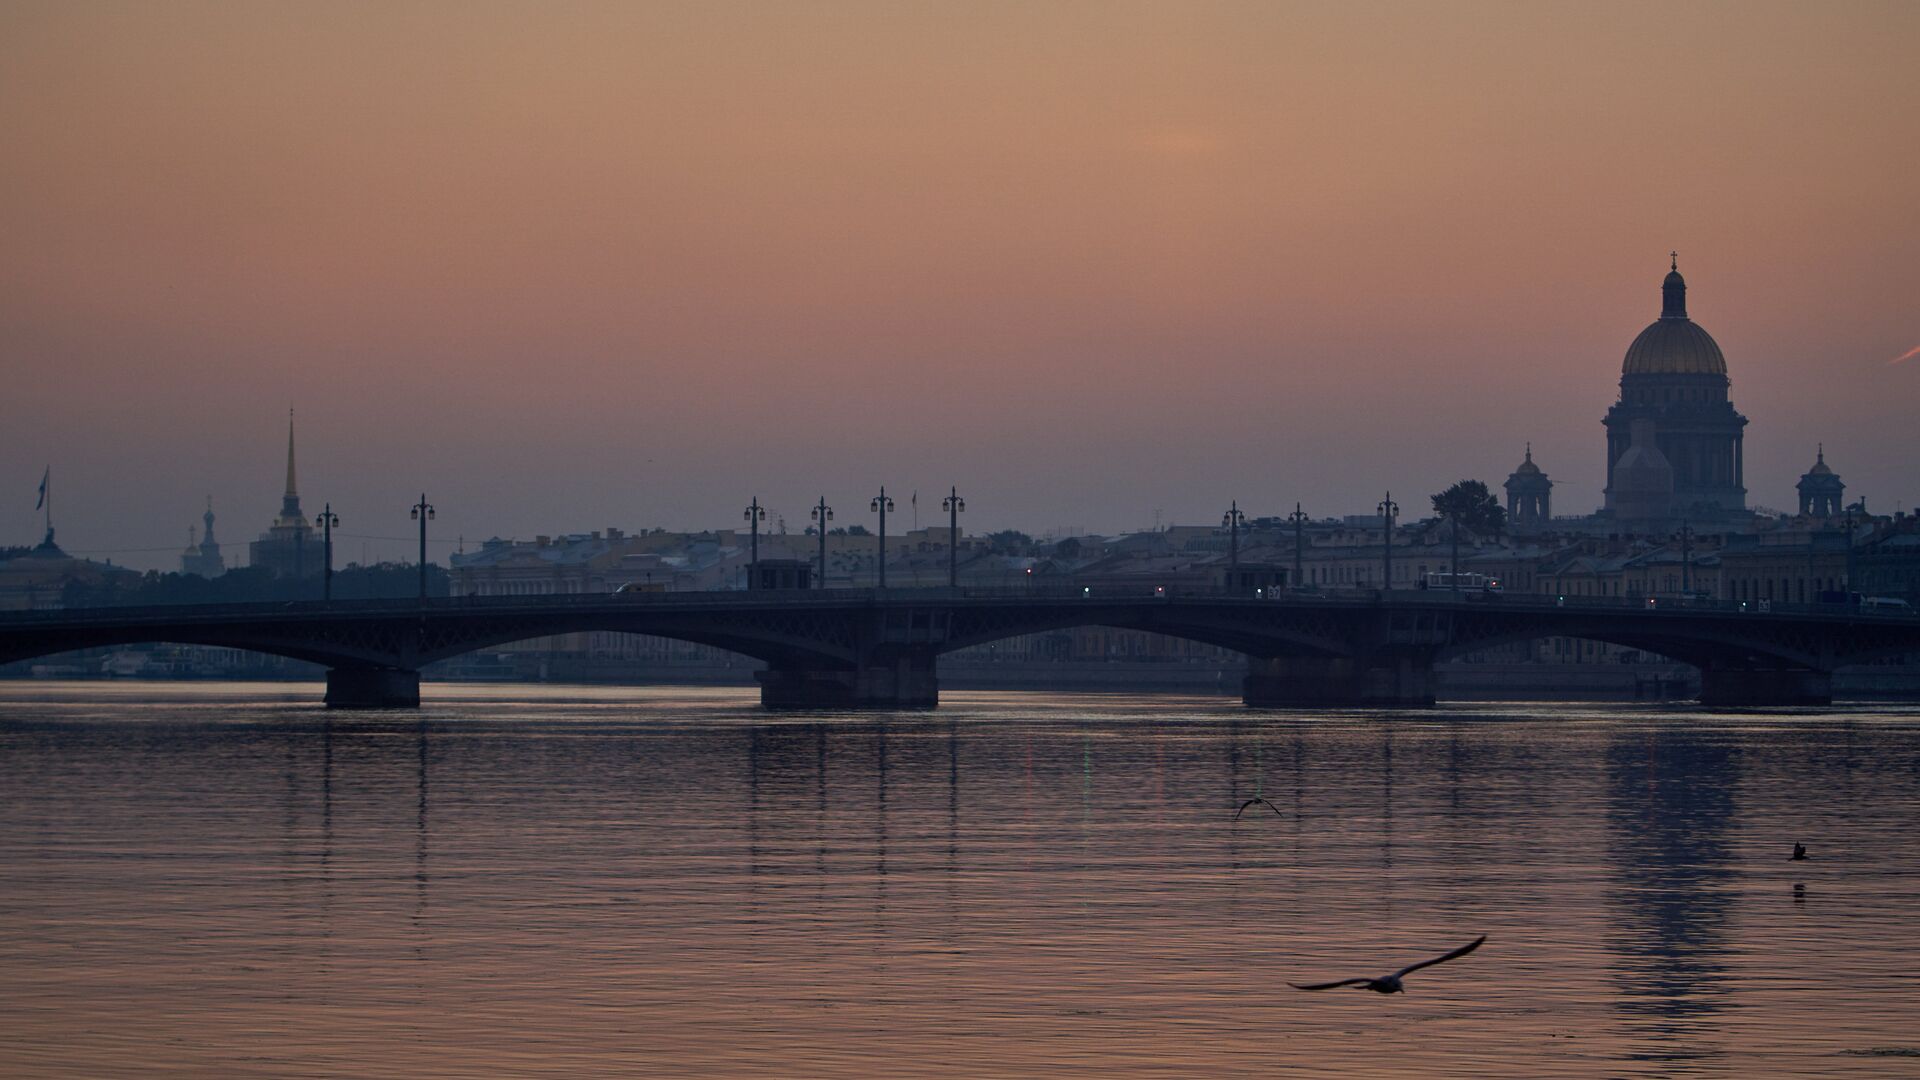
left=1621, top=258, right=1727, bottom=376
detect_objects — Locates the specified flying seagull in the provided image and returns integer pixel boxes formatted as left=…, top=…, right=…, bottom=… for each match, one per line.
left=1791, top=843, right=1809, bottom=861
left=1234, top=796, right=1283, bottom=821
left=1289, top=935, right=1487, bottom=994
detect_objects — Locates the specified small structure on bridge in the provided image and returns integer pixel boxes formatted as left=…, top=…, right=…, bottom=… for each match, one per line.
left=749, top=559, right=813, bottom=591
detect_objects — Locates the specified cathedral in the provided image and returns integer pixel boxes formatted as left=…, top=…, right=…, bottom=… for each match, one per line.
left=179, top=498, right=225, bottom=577
left=1601, top=255, right=1749, bottom=524
left=1504, top=257, right=1845, bottom=534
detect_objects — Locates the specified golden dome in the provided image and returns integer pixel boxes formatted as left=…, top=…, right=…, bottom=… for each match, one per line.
left=1623, top=317, right=1727, bottom=376
left=1621, top=260, right=1726, bottom=376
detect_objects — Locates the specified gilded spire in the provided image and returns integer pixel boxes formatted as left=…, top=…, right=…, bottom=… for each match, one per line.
left=276, top=409, right=307, bottom=526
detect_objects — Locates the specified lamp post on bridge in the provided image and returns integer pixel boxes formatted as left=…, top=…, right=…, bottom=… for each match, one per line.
left=1222, top=501, right=1244, bottom=570
left=1286, top=503, right=1308, bottom=590
left=743, top=497, right=765, bottom=588
left=1672, top=521, right=1695, bottom=595
left=943, top=487, right=965, bottom=588
left=870, top=487, right=894, bottom=589
left=1844, top=502, right=1860, bottom=594
left=1378, top=492, right=1398, bottom=590
left=410, top=494, right=435, bottom=601
left=317, top=503, right=339, bottom=602
left=1445, top=509, right=1462, bottom=593
left=811, top=497, right=833, bottom=589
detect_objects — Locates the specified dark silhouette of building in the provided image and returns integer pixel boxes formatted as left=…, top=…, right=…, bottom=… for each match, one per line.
left=1603, top=257, right=1748, bottom=522
left=180, top=498, right=225, bottom=577
left=249, top=411, right=315, bottom=577
left=1795, top=446, right=1845, bottom=519
left=1503, top=444, right=1552, bottom=530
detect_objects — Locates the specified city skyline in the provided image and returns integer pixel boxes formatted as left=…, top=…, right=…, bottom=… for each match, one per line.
left=4, top=2, right=1917, bottom=568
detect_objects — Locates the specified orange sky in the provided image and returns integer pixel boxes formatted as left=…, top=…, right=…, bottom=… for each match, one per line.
left=3, top=1, right=1917, bottom=566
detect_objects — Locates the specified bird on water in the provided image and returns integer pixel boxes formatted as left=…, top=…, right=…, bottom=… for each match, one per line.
left=1791, top=843, right=1809, bottom=861
left=1289, top=936, right=1487, bottom=994
left=1234, top=796, right=1283, bottom=821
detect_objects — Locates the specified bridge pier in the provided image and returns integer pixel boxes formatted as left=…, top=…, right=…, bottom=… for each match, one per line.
left=757, top=652, right=939, bottom=710
left=325, top=667, right=421, bottom=709
left=1243, top=654, right=1436, bottom=709
left=1697, top=665, right=1832, bottom=707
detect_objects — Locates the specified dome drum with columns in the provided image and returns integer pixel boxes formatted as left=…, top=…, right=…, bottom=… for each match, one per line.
left=1797, top=446, right=1846, bottom=518
left=1503, top=444, right=1552, bottom=530
left=1602, top=256, right=1749, bottom=523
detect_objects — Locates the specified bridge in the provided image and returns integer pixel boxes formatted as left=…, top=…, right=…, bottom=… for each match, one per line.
left=2, top=587, right=1916, bottom=709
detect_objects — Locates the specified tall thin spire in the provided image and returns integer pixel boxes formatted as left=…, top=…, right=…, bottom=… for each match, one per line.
left=276, top=409, right=306, bottom=526
left=284, top=409, right=298, bottom=500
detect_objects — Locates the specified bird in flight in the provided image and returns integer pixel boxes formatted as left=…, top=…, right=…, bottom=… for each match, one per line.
left=1234, top=796, right=1283, bottom=820
left=1289, top=935, right=1487, bottom=994
left=1791, top=843, right=1809, bottom=861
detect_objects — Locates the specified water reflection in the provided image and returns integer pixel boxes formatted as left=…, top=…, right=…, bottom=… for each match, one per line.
left=1606, top=726, right=1738, bottom=1066
left=2, top=689, right=1918, bottom=1077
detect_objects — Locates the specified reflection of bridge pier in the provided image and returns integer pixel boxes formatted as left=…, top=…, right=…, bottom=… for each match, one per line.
left=756, top=648, right=939, bottom=710
left=1697, top=664, right=1831, bottom=707
left=1244, top=652, right=1438, bottom=707
left=324, top=666, right=422, bottom=708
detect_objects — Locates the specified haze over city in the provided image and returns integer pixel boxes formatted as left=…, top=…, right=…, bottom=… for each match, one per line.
left=4, top=1, right=1916, bottom=569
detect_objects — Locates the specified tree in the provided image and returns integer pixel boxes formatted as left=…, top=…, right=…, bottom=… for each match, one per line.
left=986, top=529, right=1033, bottom=554
left=1431, top=480, right=1505, bottom=537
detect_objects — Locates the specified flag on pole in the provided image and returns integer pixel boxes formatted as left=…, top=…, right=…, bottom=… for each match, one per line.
left=36, top=466, right=48, bottom=510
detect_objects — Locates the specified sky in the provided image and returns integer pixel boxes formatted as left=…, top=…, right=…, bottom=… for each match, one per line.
left=3, top=0, right=1917, bottom=569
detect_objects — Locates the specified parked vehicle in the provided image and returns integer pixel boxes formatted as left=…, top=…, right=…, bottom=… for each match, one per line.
left=1422, top=572, right=1502, bottom=593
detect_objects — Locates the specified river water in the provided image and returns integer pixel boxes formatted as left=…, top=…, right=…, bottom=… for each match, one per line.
left=2, top=682, right=1918, bottom=1078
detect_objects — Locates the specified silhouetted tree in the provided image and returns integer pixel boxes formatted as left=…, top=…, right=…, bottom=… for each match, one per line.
left=1431, top=480, right=1505, bottom=537
left=986, top=530, right=1033, bottom=554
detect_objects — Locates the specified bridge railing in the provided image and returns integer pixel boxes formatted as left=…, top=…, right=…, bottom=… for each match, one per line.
left=1, top=583, right=1911, bottom=626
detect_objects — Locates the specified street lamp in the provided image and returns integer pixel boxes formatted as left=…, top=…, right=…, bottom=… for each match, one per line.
left=811, top=496, right=833, bottom=589
left=1844, top=502, right=1860, bottom=594
left=1444, top=507, right=1462, bottom=593
left=317, top=503, right=339, bottom=602
left=870, top=487, right=894, bottom=588
left=1378, top=492, right=1399, bottom=589
left=1287, top=502, right=1308, bottom=590
left=410, top=494, right=435, bottom=601
left=1222, top=501, right=1245, bottom=570
left=1671, top=521, right=1695, bottom=596
left=943, top=487, right=965, bottom=588
left=743, top=497, right=765, bottom=587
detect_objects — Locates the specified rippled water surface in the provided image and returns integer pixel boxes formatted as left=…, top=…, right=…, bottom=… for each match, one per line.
left=4, top=682, right=1920, bottom=1077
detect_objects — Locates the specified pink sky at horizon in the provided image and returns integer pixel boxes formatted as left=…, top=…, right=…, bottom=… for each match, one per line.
left=3, top=1, right=1916, bottom=568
